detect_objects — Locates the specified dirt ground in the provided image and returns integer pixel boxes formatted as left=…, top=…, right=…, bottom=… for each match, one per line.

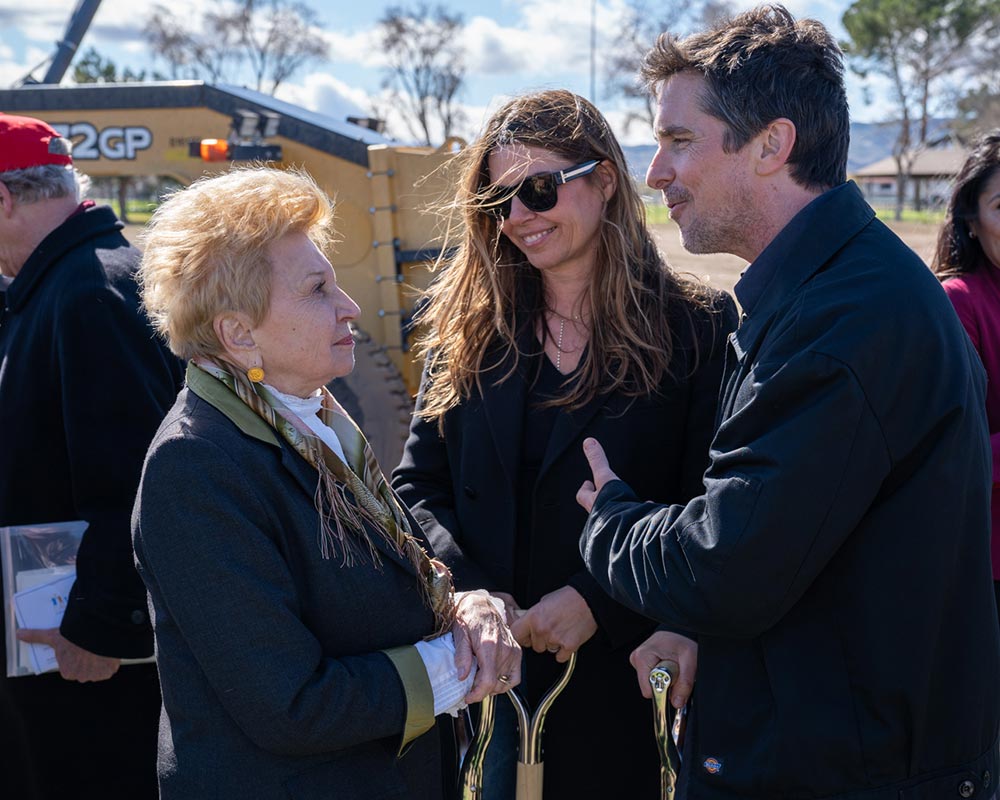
left=652, top=219, right=940, bottom=300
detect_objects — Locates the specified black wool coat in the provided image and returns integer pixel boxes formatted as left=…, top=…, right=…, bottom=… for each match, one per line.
left=394, top=296, right=737, bottom=800
left=133, top=374, right=456, bottom=800
left=0, top=204, right=184, bottom=798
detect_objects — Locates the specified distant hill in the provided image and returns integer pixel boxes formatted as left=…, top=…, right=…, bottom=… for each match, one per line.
left=622, top=118, right=953, bottom=180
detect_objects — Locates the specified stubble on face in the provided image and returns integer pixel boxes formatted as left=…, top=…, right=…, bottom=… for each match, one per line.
left=652, top=72, right=760, bottom=259
left=676, top=176, right=757, bottom=256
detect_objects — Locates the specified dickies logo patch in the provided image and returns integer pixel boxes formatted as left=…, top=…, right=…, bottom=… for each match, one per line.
left=703, top=757, right=723, bottom=775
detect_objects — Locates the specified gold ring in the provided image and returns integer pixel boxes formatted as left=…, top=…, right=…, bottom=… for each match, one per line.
left=498, top=674, right=511, bottom=683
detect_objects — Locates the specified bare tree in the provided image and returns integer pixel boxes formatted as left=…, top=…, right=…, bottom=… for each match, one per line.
left=605, top=0, right=733, bottom=134
left=145, top=5, right=243, bottom=82
left=237, top=0, right=328, bottom=93
left=144, top=0, right=327, bottom=94
left=378, top=3, right=466, bottom=146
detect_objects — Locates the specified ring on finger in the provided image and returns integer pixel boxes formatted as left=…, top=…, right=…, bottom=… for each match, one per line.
left=546, top=645, right=559, bottom=653
left=498, top=674, right=511, bottom=683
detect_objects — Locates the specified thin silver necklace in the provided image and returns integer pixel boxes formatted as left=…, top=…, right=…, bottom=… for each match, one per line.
left=556, top=317, right=566, bottom=372
left=548, top=309, right=582, bottom=372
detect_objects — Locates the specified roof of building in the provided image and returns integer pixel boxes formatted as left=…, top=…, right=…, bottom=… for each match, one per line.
left=854, top=146, right=968, bottom=178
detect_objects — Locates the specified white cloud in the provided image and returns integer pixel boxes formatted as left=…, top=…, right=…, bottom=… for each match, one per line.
left=462, top=17, right=527, bottom=74
left=275, top=72, right=371, bottom=119
left=322, top=27, right=382, bottom=68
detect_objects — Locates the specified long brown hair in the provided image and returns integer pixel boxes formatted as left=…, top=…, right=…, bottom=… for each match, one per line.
left=414, top=89, right=717, bottom=426
left=933, top=131, right=1000, bottom=280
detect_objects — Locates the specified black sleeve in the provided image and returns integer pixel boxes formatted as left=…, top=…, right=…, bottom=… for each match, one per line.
left=56, top=275, right=181, bottom=657
left=581, top=349, right=889, bottom=638
left=392, top=364, right=495, bottom=590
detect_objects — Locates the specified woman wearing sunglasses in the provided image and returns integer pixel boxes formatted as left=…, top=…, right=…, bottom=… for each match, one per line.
left=393, top=89, right=737, bottom=799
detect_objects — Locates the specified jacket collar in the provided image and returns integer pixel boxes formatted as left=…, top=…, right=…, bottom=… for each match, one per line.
left=6, top=205, right=122, bottom=313
left=186, top=362, right=420, bottom=575
left=539, top=380, right=609, bottom=481
left=186, top=361, right=280, bottom=447
left=187, top=362, right=318, bottom=501
left=481, top=336, right=528, bottom=489
left=481, top=327, right=610, bottom=487
left=731, top=181, right=874, bottom=362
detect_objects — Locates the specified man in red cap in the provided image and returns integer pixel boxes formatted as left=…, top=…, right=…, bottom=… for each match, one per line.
left=0, top=113, right=183, bottom=798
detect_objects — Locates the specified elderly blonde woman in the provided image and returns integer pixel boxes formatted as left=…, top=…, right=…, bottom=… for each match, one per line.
left=132, top=167, right=521, bottom=800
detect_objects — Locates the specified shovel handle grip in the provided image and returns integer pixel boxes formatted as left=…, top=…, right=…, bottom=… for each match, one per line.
left=650, top=659, right=683, bottom=799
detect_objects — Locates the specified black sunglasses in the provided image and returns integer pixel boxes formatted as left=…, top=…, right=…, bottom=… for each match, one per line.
left=485, top=159, right=603, bottom=219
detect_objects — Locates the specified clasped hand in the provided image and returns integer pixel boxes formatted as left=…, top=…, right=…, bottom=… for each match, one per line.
left=450, top=591, right=522, bottom=703
left=496, top=586, right=597, bottom=664
left=16, top=627, right=120, bottom=682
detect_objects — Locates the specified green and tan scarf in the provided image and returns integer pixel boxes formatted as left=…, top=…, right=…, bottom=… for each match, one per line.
left=196, top=360, right=454, bottom=637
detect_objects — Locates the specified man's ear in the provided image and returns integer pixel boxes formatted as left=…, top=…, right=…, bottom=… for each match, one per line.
left=0, top=182, right=14, bottom=218
left=213, top=312, right=257, bottom=366
left=755, top=118, right=797, bottom=177
left=595, top=161, right=618, bottom=202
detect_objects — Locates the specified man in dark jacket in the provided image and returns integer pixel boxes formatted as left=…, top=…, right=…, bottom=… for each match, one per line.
left=577, top=6, right=999, bottom=800
left=0, top=114, right=183, bottom=798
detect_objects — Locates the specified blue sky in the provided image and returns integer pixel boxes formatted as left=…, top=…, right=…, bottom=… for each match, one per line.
left=0, top=0, right=889, bottom=144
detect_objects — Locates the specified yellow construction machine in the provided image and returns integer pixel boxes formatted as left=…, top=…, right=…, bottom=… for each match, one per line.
left=0, top=81, right=462, bottom=469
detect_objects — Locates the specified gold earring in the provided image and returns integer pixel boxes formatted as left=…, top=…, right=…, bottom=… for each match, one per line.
left=247, top=366, right=265, bottom=383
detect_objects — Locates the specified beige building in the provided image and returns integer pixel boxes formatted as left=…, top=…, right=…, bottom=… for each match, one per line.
left=854, top=145, right=968, bottom=210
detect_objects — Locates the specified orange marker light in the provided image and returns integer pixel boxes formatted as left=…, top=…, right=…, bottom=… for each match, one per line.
left=199, top=139, right=229, bottom=162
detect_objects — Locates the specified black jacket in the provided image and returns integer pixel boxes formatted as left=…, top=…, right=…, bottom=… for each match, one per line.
left=581, top=183, right=1000, bottom=799
left=0, top=204, right=184, bottom=797
left=394, top=296, right=736, bottom=799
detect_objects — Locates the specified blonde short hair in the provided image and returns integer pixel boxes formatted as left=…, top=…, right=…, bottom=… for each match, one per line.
left=139, top=166, right=334, bottom=360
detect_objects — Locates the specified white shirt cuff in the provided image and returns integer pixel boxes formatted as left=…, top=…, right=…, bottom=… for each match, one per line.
left=413, top=632, right=477, bottom=717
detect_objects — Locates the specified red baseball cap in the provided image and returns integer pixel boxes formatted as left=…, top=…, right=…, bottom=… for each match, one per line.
left=0, top=113, right=73, bottom=172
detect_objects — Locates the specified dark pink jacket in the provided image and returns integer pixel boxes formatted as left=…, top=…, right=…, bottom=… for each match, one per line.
left=945, top=263, right=1000, bottom=578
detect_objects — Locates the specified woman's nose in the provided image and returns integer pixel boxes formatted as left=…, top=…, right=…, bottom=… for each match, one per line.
left=338, top=289, right=361, bottom=321
left=504, top=194, right=535, bottom=225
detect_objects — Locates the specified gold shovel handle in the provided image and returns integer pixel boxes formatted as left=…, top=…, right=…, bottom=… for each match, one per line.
left=650, top=659, right=684, bottom=800
left=459, top=692, right=496, bottom=800
left=459, top=651, right=578, bottom=800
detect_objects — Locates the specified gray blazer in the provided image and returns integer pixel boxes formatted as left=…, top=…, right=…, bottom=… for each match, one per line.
left=132, top=370, right=448, bottom=800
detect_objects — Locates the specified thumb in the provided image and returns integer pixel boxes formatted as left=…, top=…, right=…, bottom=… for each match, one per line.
left=451, top=626, right=473, bottom=681
left=16, top=628, right=57, bottom=646
left=582, top=438, right=617, bottom=490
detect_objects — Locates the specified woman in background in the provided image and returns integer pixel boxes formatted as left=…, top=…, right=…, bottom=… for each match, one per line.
left=133, top=167, right=521, bottom=800
left=393, top=89, right=736, bottom=799
left=934, top=130, right=1000, bottom=619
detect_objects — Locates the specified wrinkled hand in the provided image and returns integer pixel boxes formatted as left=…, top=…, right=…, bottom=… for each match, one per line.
left=630, top=630, right=697, bottom=707
left=490, top=591, right=520, bottom=626
left=451, top=591, right=522, bottom=703
left=576, top=438, right=621, bottom=513
left=510, top=586, right=597, bottom=663
left=16, top=628, right=120, bottom=683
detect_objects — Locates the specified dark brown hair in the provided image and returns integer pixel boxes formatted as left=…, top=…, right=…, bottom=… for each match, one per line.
left=933, top=131, right=1000, bottom=280
left=641, top=4, right=848, bottom=191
